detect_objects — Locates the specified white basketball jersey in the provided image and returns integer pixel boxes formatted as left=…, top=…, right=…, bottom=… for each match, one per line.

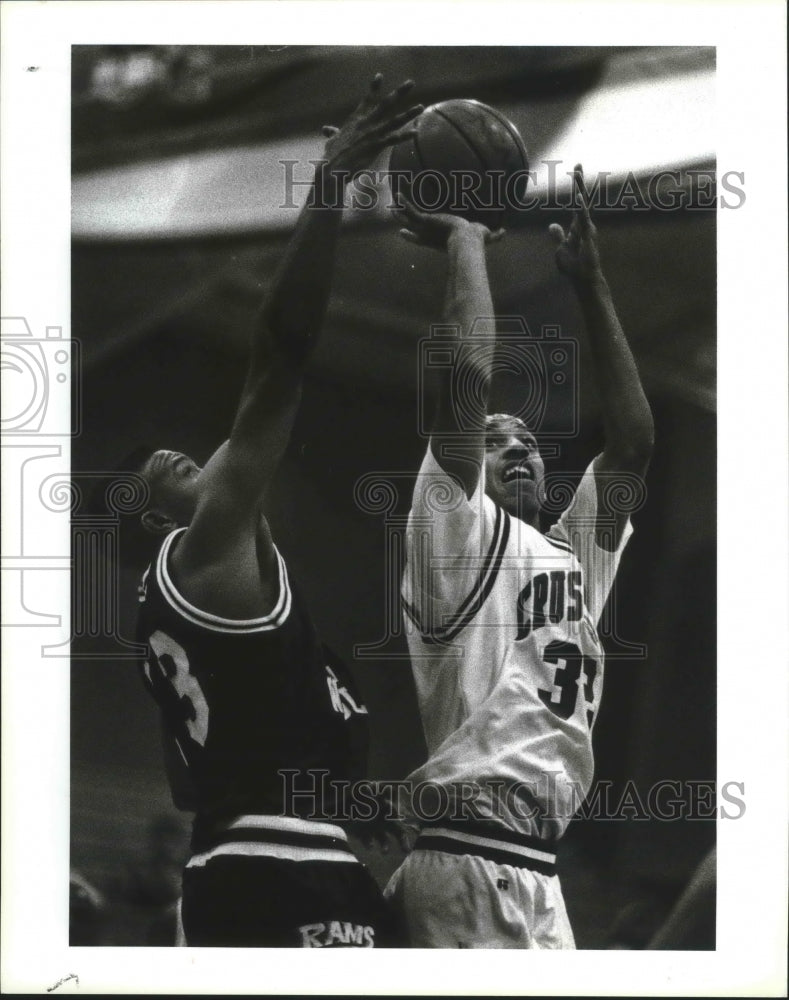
left=401, top=446, right=633, bottom=840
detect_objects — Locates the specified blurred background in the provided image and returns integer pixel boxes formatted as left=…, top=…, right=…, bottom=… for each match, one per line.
left=70, top=45, right=716, bottom=948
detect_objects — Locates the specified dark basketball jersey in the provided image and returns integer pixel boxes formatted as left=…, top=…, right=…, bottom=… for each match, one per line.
left=136, top=528, right=370, bottom=844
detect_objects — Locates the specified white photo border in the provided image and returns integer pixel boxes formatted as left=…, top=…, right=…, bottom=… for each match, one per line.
left=1, top=1, right=787, bottom=995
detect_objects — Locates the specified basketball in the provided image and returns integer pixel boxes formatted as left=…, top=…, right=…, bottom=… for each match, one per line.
left=388, top=99, right=530, bottom=229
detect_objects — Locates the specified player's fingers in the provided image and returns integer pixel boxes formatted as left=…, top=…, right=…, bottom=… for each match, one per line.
left=395, top=195, right=424, bottom=223
left=567, top=215, right=581, bottom=251
left=366, top=73, right=384, bottom=106
left=367, top=82, right=415, bottom=123
left=392, top=103, right=424, bottom=127
left=573, top=163, right=592, bottom=228
left=358, top=72, right=384, bottom=111
left=369, top=104, right=423, bottom=137
left=398, top=227, right=422, bottom=244
left=376, top=78, right=416, bottom=112
left=321, top=125, right=340, bottom=138
left=396, top=200, right=445, bottom=240
left=486, top=227, right=506, bottom=244
left=386, top=125, right=420, bottom=148
left=548, top=223, right=566, bottom=246
left=389, top=197, right=410, bottom=222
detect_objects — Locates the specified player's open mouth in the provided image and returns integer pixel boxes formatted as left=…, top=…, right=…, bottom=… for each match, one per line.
left=502, top=463, right=533, bottom=483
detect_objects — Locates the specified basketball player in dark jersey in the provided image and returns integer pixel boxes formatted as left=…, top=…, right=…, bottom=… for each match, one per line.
left=127, top=75, right=422, bottom=947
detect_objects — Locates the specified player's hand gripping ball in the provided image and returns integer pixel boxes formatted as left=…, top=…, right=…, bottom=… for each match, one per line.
left=388, top=99, right=530, bottom=229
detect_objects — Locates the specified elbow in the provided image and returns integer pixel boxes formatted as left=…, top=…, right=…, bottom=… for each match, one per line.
left=637, top=413, right=656, bottom=461
left=606, top=417, right=654, bottom=472
left=614, top=430, right=654, bottom=472
left=171, top=791, right=196, bottom=813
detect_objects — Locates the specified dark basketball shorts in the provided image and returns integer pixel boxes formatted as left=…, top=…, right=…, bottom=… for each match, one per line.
left=180, top=815, right=399, bottom=948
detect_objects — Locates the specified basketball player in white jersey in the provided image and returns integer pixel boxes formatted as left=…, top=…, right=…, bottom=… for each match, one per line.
left=385, top=166, right=654, bottom=947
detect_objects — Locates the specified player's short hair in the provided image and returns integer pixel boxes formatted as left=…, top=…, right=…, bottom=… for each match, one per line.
left=484, top=412, right=531, bottom=443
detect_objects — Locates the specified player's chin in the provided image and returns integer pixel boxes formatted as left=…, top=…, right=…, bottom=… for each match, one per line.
left=497, top=482, right=539, bottom=518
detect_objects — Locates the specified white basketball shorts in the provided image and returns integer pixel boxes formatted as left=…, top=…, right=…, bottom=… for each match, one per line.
left=384, top=825, right=575, bottom=949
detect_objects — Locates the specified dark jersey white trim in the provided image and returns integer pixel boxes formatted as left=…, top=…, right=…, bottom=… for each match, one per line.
left=137, top=530, right=370, bottom=829
left=154, top=527, right=292, bottom=633
left=186, top=815, right=357, bottom=867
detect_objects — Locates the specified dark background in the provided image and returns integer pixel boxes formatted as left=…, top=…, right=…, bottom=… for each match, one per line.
left=70, top=45, right=716, bottom=947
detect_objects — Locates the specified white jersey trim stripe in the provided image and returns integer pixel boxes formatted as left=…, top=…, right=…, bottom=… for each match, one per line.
left=543, top=532, right=574, bottom=553
left=220, top=814, right=348, bottom=841
left=186, top=841, right=358, bottom=867
left=436, top=505, right=505, bottom=630
left=403, top=505, right=503, bottom=635
left=405, top=504, right=509, bottom=642
left=418, top=827, right=557, bottom=864
left=156, top=528, right=292, bottom=633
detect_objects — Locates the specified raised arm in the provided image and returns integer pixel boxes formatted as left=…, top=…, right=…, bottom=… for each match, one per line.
left=252, top=75, right=422, bottom=376
left=549, top=165, right=654, bottom=548
left=178, top=77, right=421, bottom=573
left=397, top=201, right=503, bottom=497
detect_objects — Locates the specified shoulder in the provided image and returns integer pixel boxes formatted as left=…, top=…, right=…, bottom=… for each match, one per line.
left=160, top=523, right=293, bottom=628
left=140, top=528, right=181, bottom=592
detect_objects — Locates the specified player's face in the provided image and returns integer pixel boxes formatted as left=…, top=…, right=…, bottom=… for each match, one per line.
left=484, top=422, right=544, bottom=520
left=141, top=449, right=203, bottom=528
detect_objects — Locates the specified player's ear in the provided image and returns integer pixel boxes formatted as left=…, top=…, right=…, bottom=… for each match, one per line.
left=141, top=509, right=177, bottom=536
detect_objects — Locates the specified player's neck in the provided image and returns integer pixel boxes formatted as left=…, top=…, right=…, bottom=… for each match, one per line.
left=508, top=505, right=541, bottom=531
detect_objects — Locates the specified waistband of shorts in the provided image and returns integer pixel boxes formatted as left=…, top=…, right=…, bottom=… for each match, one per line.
left=187, top=814, right=358, bottom=868
left=413, top=820, right=557, bottom=876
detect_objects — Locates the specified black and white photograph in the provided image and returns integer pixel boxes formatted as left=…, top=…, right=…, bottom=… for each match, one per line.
left=1, top=2, right=787, bottom=995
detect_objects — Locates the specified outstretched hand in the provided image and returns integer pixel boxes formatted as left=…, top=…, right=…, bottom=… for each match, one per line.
left=394, top=197, right=505, bottom=251
left=321, top=74, right=423, bottom=180
left=549, top=164, right=603, bottom=283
